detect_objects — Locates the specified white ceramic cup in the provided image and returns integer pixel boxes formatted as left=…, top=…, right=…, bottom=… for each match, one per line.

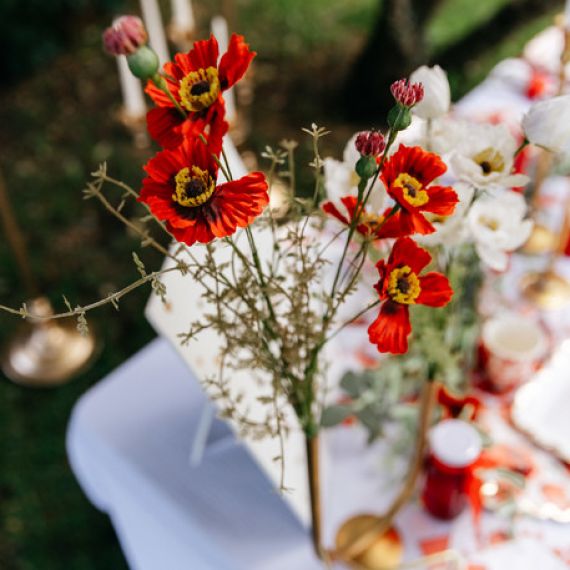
left=481, top=314, right=548, bottom=393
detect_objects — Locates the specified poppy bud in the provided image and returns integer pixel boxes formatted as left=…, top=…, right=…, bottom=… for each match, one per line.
left=103, top=15, right=148, bottom=56
left=390, top=78, right=424, bottom=108
left=355, top=155, right=378, bottom=180
left=355, top=130, right=386, bottom=157
left=127, top=45, right=160, bottom=80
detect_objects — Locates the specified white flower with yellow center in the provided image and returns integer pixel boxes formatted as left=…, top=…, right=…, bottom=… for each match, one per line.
left=467, top=190, right=533, bottom=271
left=323, top=134, right=386, bottom=212
left=436, top=120, right=528, bottom=191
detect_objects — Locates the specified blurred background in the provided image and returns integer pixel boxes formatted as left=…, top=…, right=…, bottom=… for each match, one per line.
left=0, top=0, right=562, bottom=568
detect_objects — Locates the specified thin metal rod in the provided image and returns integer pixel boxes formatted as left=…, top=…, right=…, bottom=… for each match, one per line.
left=306, top=434, right=324, bottom=560
left=332, top=381, right=436, bottom=563
left=0, top=168, right=38, bottom=297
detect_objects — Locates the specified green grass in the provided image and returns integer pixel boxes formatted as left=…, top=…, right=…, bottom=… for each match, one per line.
left=0, top=0, right=560, bottom=567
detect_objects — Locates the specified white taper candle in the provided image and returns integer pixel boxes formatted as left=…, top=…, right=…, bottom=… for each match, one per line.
left=170, top=0, right=195, bottom=31
left=139, top=0, right=170, bottom=65
left=117, top=55, right=147, bottom=117
left=211, top=16, right=236, bottom=124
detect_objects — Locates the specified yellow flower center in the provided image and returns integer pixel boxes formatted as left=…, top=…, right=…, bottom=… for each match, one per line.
left=179, top=67, right=221, bottom=112
left=473, top=148, right=505, bottom=176
left=360, top=211, right=385, bottom=229
left=394, top=173, right=429, bottom=207
left=387, top=265, right=421, bottom=304
left=479, top=216, right=499, bottom=231
left=173, top=166, right=215, bottom=208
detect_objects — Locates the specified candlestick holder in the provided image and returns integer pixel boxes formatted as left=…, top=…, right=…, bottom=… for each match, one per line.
left=521, top=20, right=570, bottom=308
left=1, top=297, right=98, bottom=387
left=335, top=515, right=403, bottom=570
left=168, top=24, right=195, bottom=52
left=118, top=108, right=150, bottom=149
left=520, top=269, right=570, bottom=309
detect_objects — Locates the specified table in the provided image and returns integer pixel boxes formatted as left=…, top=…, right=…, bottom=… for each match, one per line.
left=67, top=337, right=570, bottom=569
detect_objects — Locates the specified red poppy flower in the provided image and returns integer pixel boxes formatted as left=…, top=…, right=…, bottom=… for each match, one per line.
left=322, top=196, right=405, bottom=240
left=145, top=34, right=255, bottom=149
left=368, top=237, right=453, bottom=354
left=381, top=145, right=458, bottom=235
left=139, top=138, right=268, bottom=245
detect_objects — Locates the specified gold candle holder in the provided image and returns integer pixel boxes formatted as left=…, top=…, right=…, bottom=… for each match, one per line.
left=167, top=24, right=195, bottom=52
left=521, top=23, right=570, bottom=308
left=0, top=170, right=99, bottom=386
left=335, top=515, right=403, bottom=570
left=118, top=109, right=150, bottom=150
left=2, top=297, right=98, bottom=387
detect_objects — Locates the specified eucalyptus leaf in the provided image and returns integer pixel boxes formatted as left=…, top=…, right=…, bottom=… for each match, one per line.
left=320, top=405, right=352, bottom=427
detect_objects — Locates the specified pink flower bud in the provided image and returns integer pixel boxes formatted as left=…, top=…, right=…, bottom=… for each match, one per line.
left=355, top=130, right=386, bottom=157
left=390, top=79, right=424, bottom=107
left=103, top=16, right=148, bottom=56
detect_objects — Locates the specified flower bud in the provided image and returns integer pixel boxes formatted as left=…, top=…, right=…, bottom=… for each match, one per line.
left=127, top=45, right=160, bottom=80
left=387, top=105, right=412, bottom=132
left=103, top=15, right=148, bottom=56
left=522, top=95, right=570, bottom=155
left=390, top=78, right=424, bottom=108
left=355, top=130, right=386, bottom=157
left=355, top=155, right=378, bottom=180
left=409, top=65, right=450, bottom=119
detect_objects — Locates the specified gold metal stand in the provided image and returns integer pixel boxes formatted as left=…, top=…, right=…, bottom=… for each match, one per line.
left=2, top=297, right=98, bottom=386
left=0, top=170, right=98, bottom=386
left=335, top=515, right=403, bottom=570
left=521, top=24, right=570, bottom=308
left=168, top=24, right=195, bottom=52
left=306, top=435, right=326, bottom=560
left=332, top=382, right=436, bottom=566
left=118, top=109, right=150, bottom=149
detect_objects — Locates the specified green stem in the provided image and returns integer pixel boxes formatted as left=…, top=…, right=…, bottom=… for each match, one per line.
left=152, top=74, right=186, bottom=118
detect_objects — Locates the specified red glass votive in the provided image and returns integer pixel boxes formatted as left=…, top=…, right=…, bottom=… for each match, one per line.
left=422, top=419, right=482, bottom=520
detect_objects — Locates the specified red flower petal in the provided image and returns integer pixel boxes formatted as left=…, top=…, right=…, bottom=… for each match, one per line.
left=168, top=215, right=217, bottom=245
left=322, top=200, right=350, bottom=226
left=382, top=145, right=447, bottom=189
left=372, top=209, right=405, bottom=239
left=397, top=208, right=435, bottom=235
left=417, top=273, right=453, bottom=307
left=218, top=34, right=255, bottom=89
left=144, top=144, right=187, bottom=183
left=368, top=301, right=411, bottom=354
left=388, top=237, right=432, bottom=274
left=187, top=35, right=220, bottom=72
left=422, top=185, right=459, bottom=216
left=146, top=107, right=185, bottom=149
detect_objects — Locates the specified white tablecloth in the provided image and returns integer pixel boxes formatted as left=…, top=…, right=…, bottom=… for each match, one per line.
left=67, top=338, right=325, bottom=570
left=67, top=337, right=570, bottom=569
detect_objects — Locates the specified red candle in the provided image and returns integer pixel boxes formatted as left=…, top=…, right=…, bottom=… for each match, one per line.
left=422, top=419, right=482, bottom=520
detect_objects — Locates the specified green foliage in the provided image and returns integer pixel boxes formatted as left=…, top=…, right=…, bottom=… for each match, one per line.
left=324, top=245, right=483, bottom=441
left=0, top=0, right=123, bottom=84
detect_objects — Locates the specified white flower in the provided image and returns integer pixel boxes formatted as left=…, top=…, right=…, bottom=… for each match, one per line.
left=445, top=121, right=529, bottom=190
left=409, top=65, right=451, bottom=120
left=522, top=95, right=570, bottom=155
left=323, top=134, right=385, bottom=211
left=417, top=182, right=474, bottom=248
left=467, top=191, right=533, bottom=271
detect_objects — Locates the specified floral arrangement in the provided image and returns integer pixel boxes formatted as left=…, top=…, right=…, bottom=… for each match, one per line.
left=3, top=14, right=570, bottom=564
